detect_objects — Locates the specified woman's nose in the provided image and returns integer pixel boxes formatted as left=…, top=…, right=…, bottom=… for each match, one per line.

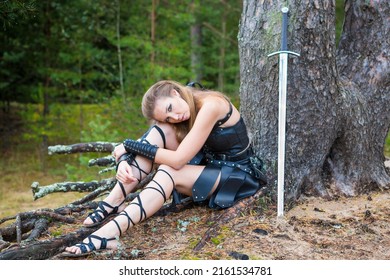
left=169, top=113, right=179, bottom=121
left=167, top=113, right=180, bottom=122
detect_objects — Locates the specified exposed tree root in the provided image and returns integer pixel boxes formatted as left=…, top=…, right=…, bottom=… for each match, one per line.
left=193, top=189, right=266, bottom=251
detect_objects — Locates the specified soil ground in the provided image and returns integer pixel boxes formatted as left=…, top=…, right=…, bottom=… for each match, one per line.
left=53, top=188, right=390, bottom=260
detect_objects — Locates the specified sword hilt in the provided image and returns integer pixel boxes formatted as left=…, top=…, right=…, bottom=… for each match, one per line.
left=281, top=7, right=288, bottom=51
left=267, top=7, right=300, bottom=58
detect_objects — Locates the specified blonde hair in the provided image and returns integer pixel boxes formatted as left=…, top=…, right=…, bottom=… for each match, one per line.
left=142, top=80, right=228, bottom=142
left=142, top=80, right=196, bottom=142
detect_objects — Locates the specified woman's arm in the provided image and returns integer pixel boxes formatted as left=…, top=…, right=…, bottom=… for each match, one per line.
left=154, top=97, right=224, bottom=169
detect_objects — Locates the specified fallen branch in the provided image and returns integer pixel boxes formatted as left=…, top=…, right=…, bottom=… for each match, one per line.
left=88, top=155, right=115, bottom=167
left=31, top=177, right=117, bottom=200
left=48, top=142, right=118, bottom=155
left=25, top=218, right=49, bottom=242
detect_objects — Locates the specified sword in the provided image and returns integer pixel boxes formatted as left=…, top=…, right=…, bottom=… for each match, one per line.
left=268, top=7, right=300, bottom=218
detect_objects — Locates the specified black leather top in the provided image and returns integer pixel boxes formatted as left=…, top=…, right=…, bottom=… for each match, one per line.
left=203, top=117, right=251, bottom=159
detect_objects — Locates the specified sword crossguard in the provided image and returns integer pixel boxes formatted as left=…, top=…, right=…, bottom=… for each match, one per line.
left=268, top=51, right=300, bottom=58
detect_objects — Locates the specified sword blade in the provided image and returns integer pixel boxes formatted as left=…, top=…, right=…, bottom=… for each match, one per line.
left=277, top=53, right=289, bottom=217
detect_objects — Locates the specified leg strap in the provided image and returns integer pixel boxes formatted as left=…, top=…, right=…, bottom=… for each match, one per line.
left=86, top=181, right=127, bottom=226
left=112, top=210, right=135, bottom=236
left=110, top=168, right=175, bottom=233
left=129, top=195, right=147, bottom=224
left=143, top=169, right=175, bottom=203
left=140, top=125, right=166, bottom=148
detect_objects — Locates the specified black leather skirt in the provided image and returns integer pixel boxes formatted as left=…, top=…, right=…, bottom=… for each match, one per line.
left=190, top=156, right=264, bottom=209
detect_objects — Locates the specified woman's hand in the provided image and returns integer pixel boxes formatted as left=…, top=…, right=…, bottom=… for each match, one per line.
left=116, top=160, right=138, bottom=184
left=113, top=144, right=127, bottom=162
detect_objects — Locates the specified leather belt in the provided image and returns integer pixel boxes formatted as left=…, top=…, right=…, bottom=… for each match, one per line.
left=205, top=158, right=255, bottom=177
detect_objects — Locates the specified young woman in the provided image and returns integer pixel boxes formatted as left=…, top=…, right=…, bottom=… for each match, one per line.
left=64, top=80, right=267, bottom=256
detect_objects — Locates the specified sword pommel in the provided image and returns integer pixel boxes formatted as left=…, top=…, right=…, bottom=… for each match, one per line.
left=281, top=7, right=289, bottom=51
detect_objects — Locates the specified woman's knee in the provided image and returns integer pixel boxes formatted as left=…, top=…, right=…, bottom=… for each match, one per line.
left=154, top=123, right=179, bottom=150
left=156, top=165, right=179, bottom=184
left=157, top=164, right=176, bottom=177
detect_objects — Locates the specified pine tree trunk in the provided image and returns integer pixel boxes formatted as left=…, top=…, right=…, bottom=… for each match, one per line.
left=238, top=0, right=390, bottom=205
left=190, top=1, right=203, bottom=82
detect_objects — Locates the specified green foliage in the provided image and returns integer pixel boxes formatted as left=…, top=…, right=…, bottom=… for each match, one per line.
left=0, top=0, right=350, bottom=107
left=0, top=0, right=244, bottom=111
left=81, top=114, right=119, bottom=142
left=0, top=0, right=37, bottom=29
left=9, top=95, right=148, bottom=182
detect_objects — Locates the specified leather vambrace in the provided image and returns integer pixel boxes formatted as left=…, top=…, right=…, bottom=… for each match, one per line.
left=123, top=139, right=158, bottom=161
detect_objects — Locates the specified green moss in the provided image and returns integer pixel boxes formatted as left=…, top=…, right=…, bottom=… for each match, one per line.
left=385, top=131, right=390, bottom=157
left=50, top=229, right=63, bottom=237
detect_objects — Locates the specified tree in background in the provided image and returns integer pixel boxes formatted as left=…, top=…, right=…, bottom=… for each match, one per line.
left=0, top=0, right=242, bottom=111
left=239, top=0, right=390, bottom=204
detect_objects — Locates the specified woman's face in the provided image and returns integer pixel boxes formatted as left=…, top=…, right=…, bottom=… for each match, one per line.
left=153, top=89, right=190, bottom=124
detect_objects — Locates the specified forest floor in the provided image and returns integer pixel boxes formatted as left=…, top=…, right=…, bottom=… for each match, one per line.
left=53, top=185, right=390, bottom=260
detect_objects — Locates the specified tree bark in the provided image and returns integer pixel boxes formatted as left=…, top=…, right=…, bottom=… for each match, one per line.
left=238, top=0, right=390, bottom=205
left=334, top=0, right=390, bottom=194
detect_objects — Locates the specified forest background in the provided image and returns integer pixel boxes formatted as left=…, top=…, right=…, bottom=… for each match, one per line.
left=0, top=0, right=389, bottom=220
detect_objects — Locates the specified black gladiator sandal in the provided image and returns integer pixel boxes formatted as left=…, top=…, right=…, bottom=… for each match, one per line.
left=85, top=155, right=149, bottom=228
left=62, top=169, right=175, bottom=258
left=62, top=234, right=118, bottom=257
left=62, top=211, right=131, bottom=257
left=85, top=181, right=127, bottom=228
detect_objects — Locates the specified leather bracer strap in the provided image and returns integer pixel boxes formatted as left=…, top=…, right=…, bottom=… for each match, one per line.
left=123, top=139, right=158, bottom=161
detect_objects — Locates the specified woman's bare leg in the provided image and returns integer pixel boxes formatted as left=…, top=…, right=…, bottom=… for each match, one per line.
left=64, top=164, right=212, bottom=254
left=83, top=125, right=172, bottom=226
